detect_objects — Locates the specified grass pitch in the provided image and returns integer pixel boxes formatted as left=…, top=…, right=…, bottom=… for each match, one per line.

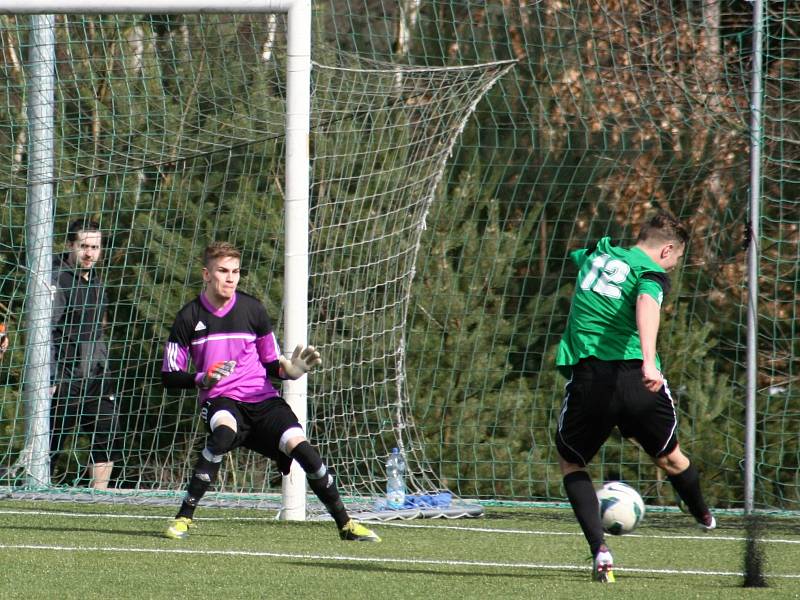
left=0, top=500, right=797, bottom=599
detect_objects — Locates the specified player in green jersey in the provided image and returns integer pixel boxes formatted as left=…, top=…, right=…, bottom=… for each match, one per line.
left=555, top=210, right=716, bottom=583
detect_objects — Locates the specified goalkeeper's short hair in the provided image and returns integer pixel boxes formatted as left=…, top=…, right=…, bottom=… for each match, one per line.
left=203, top=241, right=241, bottom=266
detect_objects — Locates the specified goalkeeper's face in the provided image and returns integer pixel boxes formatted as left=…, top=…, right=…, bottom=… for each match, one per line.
left=203, top=256, right=241, bottom=306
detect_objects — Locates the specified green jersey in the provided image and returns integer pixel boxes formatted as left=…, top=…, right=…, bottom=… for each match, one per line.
left=556, top=237, right=669, bottom=369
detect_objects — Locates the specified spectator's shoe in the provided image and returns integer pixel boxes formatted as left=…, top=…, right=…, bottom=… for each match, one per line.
left=339, top=519, right=380, bottom=542
left=696, top=512, right=717, bottom=532
left=164, top=517, right=193, bottom=540
left=592, top=545, right=615, bottom=583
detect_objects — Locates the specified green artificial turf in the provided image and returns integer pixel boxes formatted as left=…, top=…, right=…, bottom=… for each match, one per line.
left=0, top=501, right=796, bottom=599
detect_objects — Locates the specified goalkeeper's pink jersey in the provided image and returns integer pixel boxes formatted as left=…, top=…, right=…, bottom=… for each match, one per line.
left=162, top=291, right=282, bottom=404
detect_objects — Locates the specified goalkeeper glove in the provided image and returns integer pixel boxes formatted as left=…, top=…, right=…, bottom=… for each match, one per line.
left=201, top=360, right=236, bottom=389
left=279, top=345, right=322, bottom=380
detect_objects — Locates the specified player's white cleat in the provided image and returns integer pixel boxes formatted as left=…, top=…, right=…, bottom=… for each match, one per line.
left=696, top=512, right=716, bottom=532
left=592, top=545, right=615, bottom=583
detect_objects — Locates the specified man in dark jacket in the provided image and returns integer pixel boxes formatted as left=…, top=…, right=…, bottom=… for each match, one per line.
left=50, top=218, right=118, bottom=489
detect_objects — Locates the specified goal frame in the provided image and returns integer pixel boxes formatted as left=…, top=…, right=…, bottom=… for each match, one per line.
left=0, top=0, right=313, bottom=520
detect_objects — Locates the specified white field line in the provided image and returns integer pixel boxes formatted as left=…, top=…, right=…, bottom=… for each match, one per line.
left=378, top=520, right=800, bottom=545
left=1, top=508, right=797, bottom=545
left=1, top=542, right=799, bottom=580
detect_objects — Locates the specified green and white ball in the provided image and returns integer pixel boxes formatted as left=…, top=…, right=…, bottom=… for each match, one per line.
left=597, top=481, right=645, bottom=535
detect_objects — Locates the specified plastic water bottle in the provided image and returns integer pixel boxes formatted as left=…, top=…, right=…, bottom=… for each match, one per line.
left=385, top=447, right=406, bottom=509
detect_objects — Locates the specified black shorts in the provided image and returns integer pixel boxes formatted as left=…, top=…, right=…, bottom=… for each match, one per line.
left=51, top=377, right=120, bottom=463
left=555, top=357, right=679, bottom=467
left=200, top=396, right=301, bottom=471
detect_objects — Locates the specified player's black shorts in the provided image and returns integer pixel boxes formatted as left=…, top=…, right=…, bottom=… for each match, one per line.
left=200, top=396, right=301, bottom=469
left=51, top=377, right=121, bottom=463
left=555, top=357, right=679, bottom=467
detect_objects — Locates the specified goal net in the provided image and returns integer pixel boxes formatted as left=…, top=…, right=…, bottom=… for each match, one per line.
left=0, top=12, right=512, bottom=516
left=307, top=55, right=515, bottom=517
left=2, top=2, right=798, bottom=516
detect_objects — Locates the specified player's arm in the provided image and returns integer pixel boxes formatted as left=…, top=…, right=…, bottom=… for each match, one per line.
left=637, top=294, right=660, bottom=381
left=162, top=361, right=233, bottom=390
left=161, top=332, right=198, bottom=389
left=253, top=305, right=321, bottom=380
left=259, top=336, right=321, bottom=381
left=162, top=311, right=193, bottom=389
left=161, top=342, right=234, bottom=390
left=161, top=310, right=231, bottom=390
left=261, top=346, right=321, bottom=380
left=161, top=368, right=196, bottom=389
left=636, top=273, right=668, bottom=392
left=277, top=344, right=321, bottom=380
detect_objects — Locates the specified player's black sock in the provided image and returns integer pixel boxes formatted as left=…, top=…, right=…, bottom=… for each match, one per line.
left=308, top=473, right=349, bottom=529
left=176, top=453, right=222, bottom=520
left=563, top=471, right=605, bottom=555
left=290, top=441, right=350, bottom=529
left=668, top=463, right=710, bottom=523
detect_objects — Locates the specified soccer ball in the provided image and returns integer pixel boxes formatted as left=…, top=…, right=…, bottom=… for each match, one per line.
left=597, top=481, right=645, bottom=535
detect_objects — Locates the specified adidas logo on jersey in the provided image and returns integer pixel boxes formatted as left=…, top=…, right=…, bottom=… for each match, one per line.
left=194, top=321, right=207, bottom=331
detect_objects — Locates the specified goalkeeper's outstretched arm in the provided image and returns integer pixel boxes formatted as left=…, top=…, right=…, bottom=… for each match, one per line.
left=264, top=344, right=321, bottom=380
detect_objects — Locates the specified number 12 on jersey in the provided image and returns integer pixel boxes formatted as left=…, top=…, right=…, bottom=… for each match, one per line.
left=579, top=253, right=630, bottom=299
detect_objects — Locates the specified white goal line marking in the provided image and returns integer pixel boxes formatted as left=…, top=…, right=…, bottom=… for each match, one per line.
left=1, top=508, right=798, bottom=546
left=1, top=543, right=799, bottom=580
left=377, top=521, right=800, bottom=545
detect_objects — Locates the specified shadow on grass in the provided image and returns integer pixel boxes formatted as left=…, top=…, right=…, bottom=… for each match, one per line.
left=486, top=507, right=800, bottom=536
left=0, top=523, right=225, bottom=540
left=287, top=558, right=586, bottom=581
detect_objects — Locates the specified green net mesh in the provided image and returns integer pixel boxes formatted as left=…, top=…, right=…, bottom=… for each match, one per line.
left=0, top=3, right=798, bottom=513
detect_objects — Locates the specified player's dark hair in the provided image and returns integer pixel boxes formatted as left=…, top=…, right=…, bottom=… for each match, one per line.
left=67, top=218, right=101, bottom=242
left=203, top=241, right=241, bottom=266
left=636, top=210, right=689, bottom=246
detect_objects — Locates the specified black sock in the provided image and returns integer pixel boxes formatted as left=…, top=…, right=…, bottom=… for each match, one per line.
left=308, top=474, right=349, bottom=529
left=563, top=471, right=605, bottom=555
left=290, top=441, right=350, bottom=528
left=667, top=463, right=709, bottom=523
left=176, top=454, right=221, bottom=520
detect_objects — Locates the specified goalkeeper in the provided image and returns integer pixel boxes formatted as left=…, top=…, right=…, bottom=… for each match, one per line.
left=554, top=210, right=715, bottom=583
left=160, top=241, right=379, bottom=542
